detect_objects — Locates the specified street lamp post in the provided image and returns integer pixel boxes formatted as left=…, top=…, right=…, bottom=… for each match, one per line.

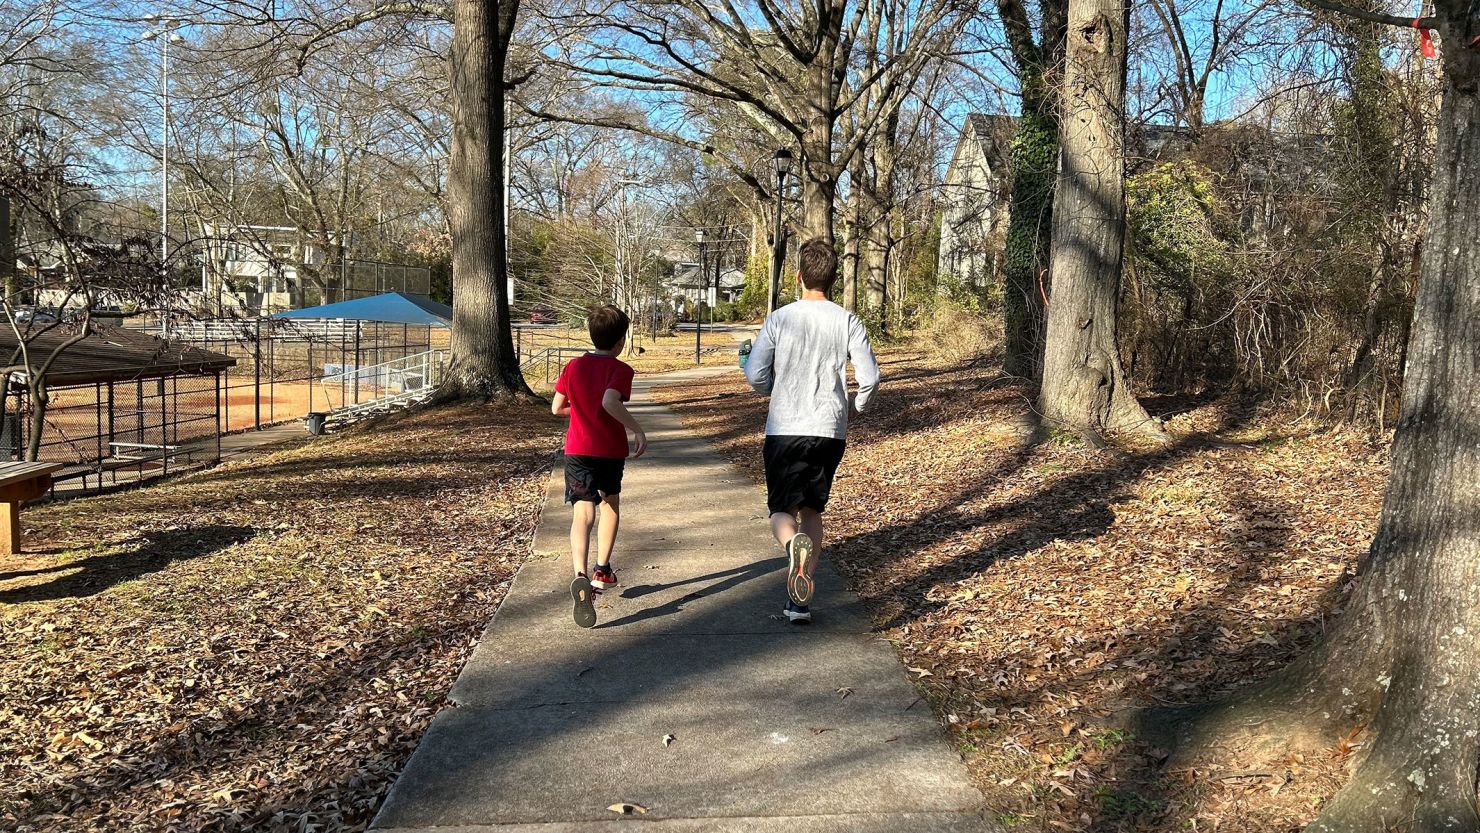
left=143, top=17, right=185, bottom=339
left=694, top=229, right=706, bottom=365
left=768, top=148, right=793, bottom=316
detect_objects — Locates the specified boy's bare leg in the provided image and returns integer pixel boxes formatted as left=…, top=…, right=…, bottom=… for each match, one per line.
left=570, top=501, right=597, bottom=576
left=596, top=494, right=621, bottom=567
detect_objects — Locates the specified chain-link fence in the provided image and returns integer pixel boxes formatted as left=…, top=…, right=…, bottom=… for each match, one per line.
left=160, top=318, right=444, bottom=434
left=2, top=372, right=224, bottom=496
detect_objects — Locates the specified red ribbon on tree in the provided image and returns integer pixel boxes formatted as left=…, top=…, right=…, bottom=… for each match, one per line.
left=1415, top=18, right=1437, bottom=59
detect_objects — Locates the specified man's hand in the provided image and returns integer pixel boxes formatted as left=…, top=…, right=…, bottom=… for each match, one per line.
left=631, top=429, right=648, bottom=458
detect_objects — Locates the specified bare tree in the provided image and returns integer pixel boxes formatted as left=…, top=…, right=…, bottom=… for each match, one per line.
left=1141, top=0, right=1275, bottom=132
left=540, top=0, right=970, bottom=245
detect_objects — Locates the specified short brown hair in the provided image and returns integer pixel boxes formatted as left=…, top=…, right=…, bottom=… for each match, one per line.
left=587, top=304, right=630, bottom=350
left=797, top=238, right=837, bottom=292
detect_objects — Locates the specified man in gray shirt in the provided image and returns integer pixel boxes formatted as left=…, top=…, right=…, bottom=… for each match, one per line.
left=744, top=238, right=880, bottom=623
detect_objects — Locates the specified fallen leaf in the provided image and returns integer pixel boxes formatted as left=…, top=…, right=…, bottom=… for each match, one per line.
left=608, top=803, right=649, bottom=815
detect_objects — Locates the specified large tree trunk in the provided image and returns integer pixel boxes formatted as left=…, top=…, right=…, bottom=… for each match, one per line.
left=1272, top=27, right=1480, bottom=832
left=798, top=0, right=846, bottom=246
left=1147, top=15, right=1480, bottom=833
left=800, top=87, right=838, bottom=244
left=444, top=0, right=530, bottom=399
left=1037, top=0, right=1157, bottom=442
left=1000, top=71, right=1058, bottom=379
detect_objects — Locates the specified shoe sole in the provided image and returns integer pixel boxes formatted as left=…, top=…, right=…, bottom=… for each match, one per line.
left=571, top=576, right=597, bottom=629
left=783, top=608, right=812, bottom=625
left=591, top=576, right=616, bottom=591
left=786, top=533, right=816, bottom=606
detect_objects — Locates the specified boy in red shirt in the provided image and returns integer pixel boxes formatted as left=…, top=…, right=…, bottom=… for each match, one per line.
left=551, top=305, right=646, bottom=628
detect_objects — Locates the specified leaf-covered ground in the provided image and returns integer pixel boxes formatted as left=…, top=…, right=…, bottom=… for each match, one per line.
left=653, top=345, right=1390, bottom=831
left=0, top=402, right=561, bottom=832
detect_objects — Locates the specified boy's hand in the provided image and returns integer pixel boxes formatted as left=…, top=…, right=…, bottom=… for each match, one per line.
left=631, top=429, right=648, bottom=458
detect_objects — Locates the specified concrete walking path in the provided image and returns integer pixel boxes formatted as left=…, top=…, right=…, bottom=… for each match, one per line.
left=372, top=367, right=991, bottom=832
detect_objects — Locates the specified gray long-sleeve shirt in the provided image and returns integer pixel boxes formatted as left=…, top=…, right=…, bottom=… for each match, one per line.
left=744, top=299, right=880, bottom=439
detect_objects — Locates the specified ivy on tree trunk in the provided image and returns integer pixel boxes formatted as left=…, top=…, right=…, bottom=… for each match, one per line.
left=1001, top=76, right=1058, bottom=379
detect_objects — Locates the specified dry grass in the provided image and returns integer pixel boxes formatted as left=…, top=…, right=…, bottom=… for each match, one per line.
left=0, top=400, right=563, bottom=832
left=652, top=342, right=1389, bottom=832
left=520, top=328, right=751, bottom=392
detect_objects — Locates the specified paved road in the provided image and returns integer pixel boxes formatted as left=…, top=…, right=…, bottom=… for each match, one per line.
left=371, top=368, right=991, bottom=833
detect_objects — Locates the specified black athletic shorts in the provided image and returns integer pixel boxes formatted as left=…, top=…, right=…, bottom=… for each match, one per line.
left=763, top=435, right=847, bottom=516
left=564, top=454, right=625, bottom=503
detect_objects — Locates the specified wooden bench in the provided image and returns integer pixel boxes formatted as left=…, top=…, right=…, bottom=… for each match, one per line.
left=0, top=462, right=63, bottom=556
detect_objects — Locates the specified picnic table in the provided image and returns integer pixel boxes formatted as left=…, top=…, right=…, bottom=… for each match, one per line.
left=0, top=462, right=63, bottom=556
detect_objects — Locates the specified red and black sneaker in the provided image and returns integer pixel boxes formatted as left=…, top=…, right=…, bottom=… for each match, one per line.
left=591, top=564, right=619, bottom=592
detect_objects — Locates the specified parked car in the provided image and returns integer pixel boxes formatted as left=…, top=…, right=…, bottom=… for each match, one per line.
left=13, top=307, right=58, bottom=324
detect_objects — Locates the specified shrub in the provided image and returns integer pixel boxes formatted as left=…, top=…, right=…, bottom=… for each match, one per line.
left=926, top=300, right=999, bottom=363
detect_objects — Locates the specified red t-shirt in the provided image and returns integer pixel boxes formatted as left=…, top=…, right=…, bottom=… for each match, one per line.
left=556, top=353, right=636, bottom=458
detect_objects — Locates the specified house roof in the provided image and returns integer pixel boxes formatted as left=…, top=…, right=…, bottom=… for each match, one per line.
left=0, top=324, right=236, bottom=387
left=271, top=292, right=452, bottom=327
left=965, top=113, right=1018, bottom=167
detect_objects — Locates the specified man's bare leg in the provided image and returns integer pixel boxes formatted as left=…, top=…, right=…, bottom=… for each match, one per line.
left=798, top=508, right=824, bottom=582
left=770, top=510, right=799, bottom=546
left=570, top=500, right=597, bottom=576
left=769, top=508, right=824, bottom=579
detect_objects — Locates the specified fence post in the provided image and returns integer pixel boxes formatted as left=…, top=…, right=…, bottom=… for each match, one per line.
left=254, top=316, right=262, bottom=430
left=352, top=322, right=361, bottom=404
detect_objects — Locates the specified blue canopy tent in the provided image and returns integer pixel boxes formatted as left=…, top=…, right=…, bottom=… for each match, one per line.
left=270, top=291, right=452, bottom=327
left=267, top=293, right=451, bottom=427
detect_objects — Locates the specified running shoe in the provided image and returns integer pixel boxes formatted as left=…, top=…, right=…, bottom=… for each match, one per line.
left=783, top=600, right=812, bottom=624
left=571, top=574, right=597, bottom=629
left=785, top=532, right=816, bottom=606
left=591, top=564, right=618, bottom=591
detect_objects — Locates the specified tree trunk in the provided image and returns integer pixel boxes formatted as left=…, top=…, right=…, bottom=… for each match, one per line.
left=865, top=110, right=896, bottom=319
left=864, top=222, right=888, bottom=317
left=0, top=196, right=14, bottom=301
left=1000, top=73, right=1059, bottom=379
left=1278, top=28, right=1480, bottom=832
left=841, top=187, right=861, bottom=312
left=800, top=101, right=838, bottom=244
left=1037, top=0, right=1158, bottom=442
left=798, top=3, right=845, bottom=247
left=444, top=0, right=531, bottom=399
left=1149, top=16, right=1480, bottom=833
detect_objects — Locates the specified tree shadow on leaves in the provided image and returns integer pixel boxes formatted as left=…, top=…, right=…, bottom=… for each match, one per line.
left=0, top=525, right=256, bottom=605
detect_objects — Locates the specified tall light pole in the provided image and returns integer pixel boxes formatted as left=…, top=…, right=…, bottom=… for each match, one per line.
left=143, top=17, right=185, bottom=338
left=694, top=228, right=706, bottom=365
left=768, top=148, right=793, bottom=316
